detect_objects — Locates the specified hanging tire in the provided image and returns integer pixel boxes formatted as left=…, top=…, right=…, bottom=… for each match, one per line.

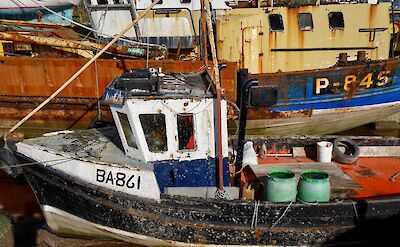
left=332, top=137, right=360, bottom=164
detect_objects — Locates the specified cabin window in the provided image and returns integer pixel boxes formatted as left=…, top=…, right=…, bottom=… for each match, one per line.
left=298, top=13, right=313, bottom=31
left=139, top=114, right=167, bottom=152
left=152, top=0, right=163, bottom=4
left=177, top=114, right=195, bottom=150
left=328, top=12, right=344, bottom=29
left=180, top=0, right=191, bottom=3
left=269, top=14, right=284, bottom=32
left=113, top=0, right=123, bottom=3
left=117, top=112, right=138, bottom=149
left=97, top=0, right=108, bottom=4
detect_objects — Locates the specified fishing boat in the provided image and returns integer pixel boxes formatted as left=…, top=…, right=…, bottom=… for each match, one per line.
left=229, top=57, right=400, bottom=135
left=0, top=0, right=81, bottom=24
left=215, top=1, right=400, bottom=135
left=2, top=68, right=400, bottom=246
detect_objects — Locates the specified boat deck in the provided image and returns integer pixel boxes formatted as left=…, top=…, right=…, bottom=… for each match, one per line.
left=21, top=127, right=149, bottom=170
left=256, top=156, right=400, bottom=199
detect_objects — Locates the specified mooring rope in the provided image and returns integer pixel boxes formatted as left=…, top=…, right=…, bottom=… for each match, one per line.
left=250, top=200, right=260, bottom=230
left=269, top=201, right=293, bottom=229
left=352, top=200, right=360, bottom=225
left=0, top=157, right=72, bottom=170
left=28, top=0, right=163, bottom=48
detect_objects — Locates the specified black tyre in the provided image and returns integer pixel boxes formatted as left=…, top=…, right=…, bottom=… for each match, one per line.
left=332, top=137, right=360, bottom=164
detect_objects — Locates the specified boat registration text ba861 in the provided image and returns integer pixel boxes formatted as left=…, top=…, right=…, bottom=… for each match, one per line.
left=96, top=168, right=141, bottom=190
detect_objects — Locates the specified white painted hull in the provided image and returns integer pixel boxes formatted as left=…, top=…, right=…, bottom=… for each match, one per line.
left=240, top=101, right=400, bottom=135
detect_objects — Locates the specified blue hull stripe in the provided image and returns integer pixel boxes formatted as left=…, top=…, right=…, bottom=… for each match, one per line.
left=273, top=89, right=400, bottom=111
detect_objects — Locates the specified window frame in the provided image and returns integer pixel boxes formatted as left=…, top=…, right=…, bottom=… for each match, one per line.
left=116, top=111, right=138, bottom=150
left=139, top=113, right=168, bottom=153
left=268, top=14, right=284, bottom=32
left=328, top=12, right=345, bottom=30
left=297, top=12, right=314, bottom=31
left=177, top=114, right=196, bottom=151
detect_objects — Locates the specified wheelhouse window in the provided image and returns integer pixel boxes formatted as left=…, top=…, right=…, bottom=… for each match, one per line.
left=269, top=14, right=284, bottom=32
left=177, top=114, right=195, bottom=150
left=298, top=13, right=313, bottom=31
left=180, top=0, right=191, bottom=3
left=117, top=112, right=138, bottom=149
left=328, top=12, right=344, bottom=29
left=97, top=0, right=108, bottom=4
left=139, top=114, right=167, bottom=152
left=113, top=0, right=123, bottom=3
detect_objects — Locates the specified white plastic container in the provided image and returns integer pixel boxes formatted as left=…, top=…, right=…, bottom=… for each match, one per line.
left=317, top=141, right=333, bottom=162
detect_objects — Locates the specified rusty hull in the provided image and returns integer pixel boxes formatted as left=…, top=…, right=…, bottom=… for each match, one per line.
left=0, top=57, right=237, bottom=137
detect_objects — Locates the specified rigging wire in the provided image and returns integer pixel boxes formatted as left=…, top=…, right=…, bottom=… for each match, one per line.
left=27, top=0, right=163, bottom=48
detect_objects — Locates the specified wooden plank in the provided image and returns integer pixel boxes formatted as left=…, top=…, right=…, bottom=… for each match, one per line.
left=249, top=162, right=361, bottom=199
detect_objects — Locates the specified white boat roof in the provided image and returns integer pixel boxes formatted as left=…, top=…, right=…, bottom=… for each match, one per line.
left=22, top=127, right=151, bottom=170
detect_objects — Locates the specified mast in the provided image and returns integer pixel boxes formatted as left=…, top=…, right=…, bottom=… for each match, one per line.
left=204, top=0, right=224, bottom=192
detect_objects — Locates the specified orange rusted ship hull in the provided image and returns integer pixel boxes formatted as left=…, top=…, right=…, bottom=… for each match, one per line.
left=0, top=56, right=237, bottom=137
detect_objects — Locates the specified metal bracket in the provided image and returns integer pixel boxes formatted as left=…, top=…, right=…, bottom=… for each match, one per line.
left=359, top=28, right=388, bottom=42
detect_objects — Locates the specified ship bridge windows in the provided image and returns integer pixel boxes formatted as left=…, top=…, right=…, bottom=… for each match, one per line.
left=116, top=112, right=138, bottom=149
left=269, top=14, right=284, bottom=32
left=97, top=0, right=108, bottom=4
left=139, top=114, right=168, bottom=153
left=298, top=13, right=313, bottom=31
left=180, top=0, right=191, bottom=3
left=328, top=12, right=344, bottom=29
left=177, top=114, right=195, bottom=151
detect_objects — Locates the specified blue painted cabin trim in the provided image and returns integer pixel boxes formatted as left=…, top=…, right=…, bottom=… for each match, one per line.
left=153, top=157, right=230, bottom=192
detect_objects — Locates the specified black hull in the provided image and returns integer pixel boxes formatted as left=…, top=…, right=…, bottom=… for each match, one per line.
left=23, top=164, right=400, bottom=246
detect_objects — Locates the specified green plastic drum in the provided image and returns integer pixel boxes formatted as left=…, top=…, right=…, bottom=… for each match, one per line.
left=297, top=170, right=330, bottom=203
left=264, top=169, right=297, bottom=202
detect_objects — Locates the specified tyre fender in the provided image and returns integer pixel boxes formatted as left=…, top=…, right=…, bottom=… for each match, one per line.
left=332, top=137, right=360, bottom=164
